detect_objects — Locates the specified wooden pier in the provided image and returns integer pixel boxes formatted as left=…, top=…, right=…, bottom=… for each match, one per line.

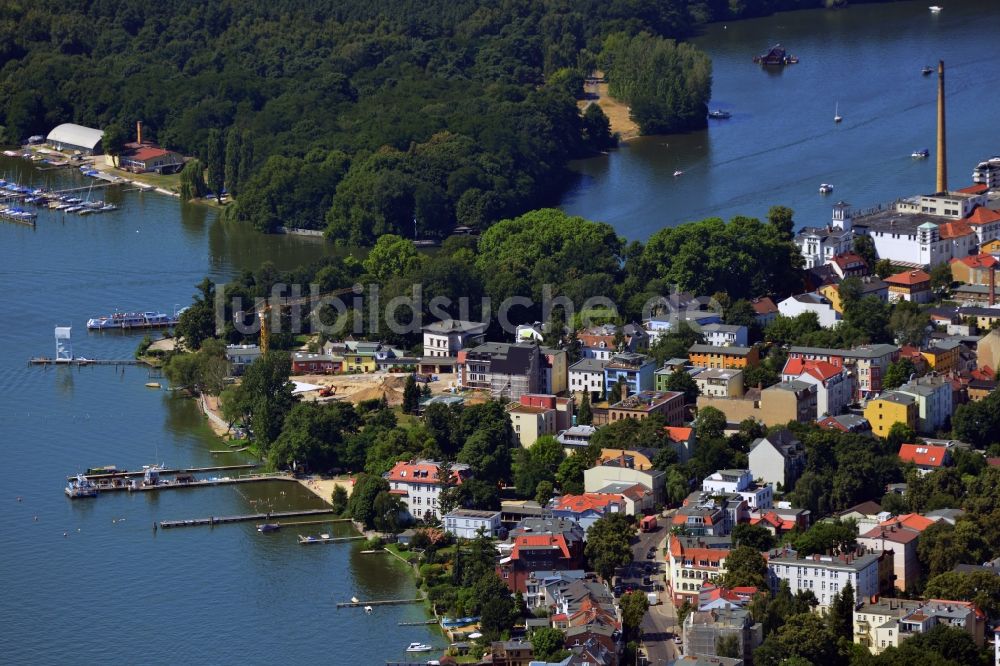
left=89, top=473, right=290, bottom=497
left=69, top=464, right=257, bottom=481
left=160, top=507, right=338, bottom=529
left=336, top=598, right=424, bottom=609
left=398, top=620, right=438, bottom=626
left=299, top=535, right=365, bottom=545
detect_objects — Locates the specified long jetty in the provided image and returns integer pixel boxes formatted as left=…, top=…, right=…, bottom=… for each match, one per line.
left=30, top=357, right=150, bottom=367
left=92, top=473, right=290, bottom=496
left=69, top=464, right=257, bottom=481
left=160, top=507, right=338, bottom=529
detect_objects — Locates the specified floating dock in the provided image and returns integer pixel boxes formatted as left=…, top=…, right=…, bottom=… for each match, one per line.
left=299, top=535, right=365, bottom=545
left=30, top=357, right=150, bottom=367
left=160, top=508, right=338, bottom=529
left=86, top=473, right=289, bottom=495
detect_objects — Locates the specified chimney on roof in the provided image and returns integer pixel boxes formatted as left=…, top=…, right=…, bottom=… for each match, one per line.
left=936, top=61, right=948, bottom=193
left=136, top=120, right=143, bottom=145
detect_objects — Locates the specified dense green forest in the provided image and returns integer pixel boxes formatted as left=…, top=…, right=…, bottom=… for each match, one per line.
left=0, top=0, right=877, bottom=243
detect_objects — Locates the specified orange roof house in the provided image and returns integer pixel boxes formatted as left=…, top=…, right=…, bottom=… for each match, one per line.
left=898, top=443, right=951, bottom=470
left=885, top=270, right=932, bottom=304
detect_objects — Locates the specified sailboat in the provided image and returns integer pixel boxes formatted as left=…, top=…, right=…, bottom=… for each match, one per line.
left=834, top=102, right=842, bottom=124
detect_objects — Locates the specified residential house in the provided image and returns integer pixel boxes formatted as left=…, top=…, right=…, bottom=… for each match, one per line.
left=820, top=277, right=889, bottom=314
left=864, top=392, right=919, bottom=438
left=602, top=390, right=685, bottom=427
left=751, top=297, right=780, bottom=327
left=488, top=639, right=534, bottom=666
left=443, top=508, right=502, bottom=539
left=384, top=459, right=472, bottom=521
left=950, top=253, right=999, bottom=286
left=578, top=323, right=647, bottom=360
left=961, top=306, right=1000, bottom=334
left=830, top=251, right=869, bottom=279
left=898, top=443, right=952, bottom=473
left=885, top=270, right=932, bottom=304
left=777, top=292, right=842, bottom=328
left=225, top=344, right=261, bottom=376
left=568, top=357, right=607, bottom=398
left=748, top=429, right=805, bottom=491
left=781, top=358, right=854, bottom=418
left=896, top=375, right=954, bottom=433
left=673, top=491, right=748, bottom=538
left=702, top=469, right=773, bottom=510
left=584, top=451, right=664, bottom=504
left=788, top=344, right=899, bottom=400
left=666, top=534, right=732, bottom=606
left=539, top=347, right=569, bottom=395
left=524, top=570, right=587, bottom=610
left=290, top=351, right=342, bottom=375
left=748, top=507, right=810, bottom=538
left=602, top=352, right=656, bottom=396
left=919, top=340, right=961, bottom=374
left=853, top=597, right=985, bottom=655
left=767, top=548, right=883, bottom=609
left=118, top=144, right=184, bottom=174
left=689, top=344, right=760, bottom=369
left=664, top=426, right=697, bottom=464
left=695, top=368, right=745, bottom=399
left=857, top=513, right=935, bottom=591
left=818, top=413, right=872, bottom=433
left=556, top=425, right=598, bottom=454
left=550, top=493, right=627, bottom=533
left=421, top=319, right=487, bottom=357
left=683, top=607, right=762, bottom=666
left=696, top=583, right=760, bottom=611
left=836, top=501, right=886, bottom=534
left=497, top=517, right=586, bottom=593
left=982, top=237, right=1000, bottom=255
left=701, top=323, right=749, bottom=348
left=696, top=380, right=818, bottom=428
left=508, top=404, right=556, bottom=448
left=457, top=342, right=540, bottom=399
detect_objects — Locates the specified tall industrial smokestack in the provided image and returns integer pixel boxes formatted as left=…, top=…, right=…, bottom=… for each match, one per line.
left=936, top=61, right=947, bottom=194
left=136, top=121, right=143, bottom=145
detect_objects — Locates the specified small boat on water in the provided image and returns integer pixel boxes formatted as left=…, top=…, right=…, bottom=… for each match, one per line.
left=257, top=523, right=281, bottom=533
left=707, top=109, right=731, bottom=119
left=145, top=382, right=161, bottom=389
left=834, top=102, right=842, bottom=124
left=673, top=170, right=684, bottom=177
left=912, top=148, right=930, bottom=159
left=406, top=643, right=433, bottom=653
left=65, top=474, right=98, bottom=498
left=364, top=606, right=373, bottom=614
left=819, top=183, right=834, bottom=194
left=351, top=596, right=360, bottom=603
left=922, top=65, right=934, bottom=76
left=929, top=6, right=942, bottom=13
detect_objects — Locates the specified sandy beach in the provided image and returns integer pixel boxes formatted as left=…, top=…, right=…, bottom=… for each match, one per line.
left=297, top=476, right=354, bottom=505
left=580, top=73, right=641, bottom=142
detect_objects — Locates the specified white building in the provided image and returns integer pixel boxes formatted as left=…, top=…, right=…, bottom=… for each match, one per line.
left=384, top=460, right=472, bottom=521
left=702, top=469, right=774, bottom=510
left=748, top=430, right=805, bottom=491
left=694, top=367, right=744, bottom=398
left=225, top=344, right=262, bottom=375
left=443, top=508, right=502, bottom=539
left=853, top=597, right=984, bottom=655
left=896, top=374, right=954, bottom=434
left=794, top=202, right=857, bottom=269
left=768, top=549, right=882, bottom=609
left=421, top=319, right=487, bottom=358
left=777, top=292, right=841, bottom=328
left=568, top=357, right=606, bottom=397
left=701, top=323, right=749, bottom=347
left=781, top=358, right=854, bottom=418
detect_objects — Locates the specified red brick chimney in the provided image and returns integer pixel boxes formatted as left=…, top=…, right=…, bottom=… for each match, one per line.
left=136, top=120, right=143, bottom=145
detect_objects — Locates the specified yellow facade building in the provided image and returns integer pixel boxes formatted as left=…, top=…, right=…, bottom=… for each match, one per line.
left=864, top=392, right=918, bottom=438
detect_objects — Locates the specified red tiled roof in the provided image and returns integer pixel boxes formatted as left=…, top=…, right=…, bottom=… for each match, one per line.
left=511, top=534, right=570, bottom=560
left=953, top=253, right=999, bottom=269
left=620, top=483, right=651, bottom=501
left=861, top=524, right=921, bottom=544
left=664, top=426, right=693, bottom=442
left=386, top=461, right=465, bottom=485
left=832, top=252, right=867, bottom=269
left=554, top=493, right=623, bottom=514
left=128, top=147, right=176, bottom=162
left=751, top=297, right=778, bottom=315
left=750, top=511, right=797, bottom=531
left=885, top=270, right=930, bottom=286
left=939, top=220, right=975, bottom=240
left=879, top=513, right=935, bottom=532
left=957, top=184, right=989, bottom=195
left=966, top=206, right=1000, bottom=227
left=782, top=358, right=840, bottom=381
left=899, top=443, right=949, bottom=468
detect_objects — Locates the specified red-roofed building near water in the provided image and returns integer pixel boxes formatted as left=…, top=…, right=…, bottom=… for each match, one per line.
left=384, top=459, right=471, bottom=521
left=898, top=443, right=952, bottom=472
left=497, top=517, right=585, bottom=593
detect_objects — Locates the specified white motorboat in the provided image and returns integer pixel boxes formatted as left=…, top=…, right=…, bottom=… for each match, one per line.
left=834, top=102, right=842, bottom=123
left=364, top=606, right=373, bottom=614
left=929, top=6, right=942, bottom=13
left=819, top=183, right=834, bottom=194
left=673, top=170, right=683, bottom=177
left=406, top=643, right=433, bottom=653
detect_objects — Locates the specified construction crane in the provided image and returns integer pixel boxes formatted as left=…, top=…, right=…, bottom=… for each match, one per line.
left=254, top=286, right=358, bottom=354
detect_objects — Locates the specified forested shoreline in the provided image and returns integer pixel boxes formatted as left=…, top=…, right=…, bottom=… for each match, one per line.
left=0, top=1, right=897, bottom=243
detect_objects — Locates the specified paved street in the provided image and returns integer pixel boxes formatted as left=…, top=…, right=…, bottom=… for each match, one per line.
left=619, top=523, right=681, bottom=665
